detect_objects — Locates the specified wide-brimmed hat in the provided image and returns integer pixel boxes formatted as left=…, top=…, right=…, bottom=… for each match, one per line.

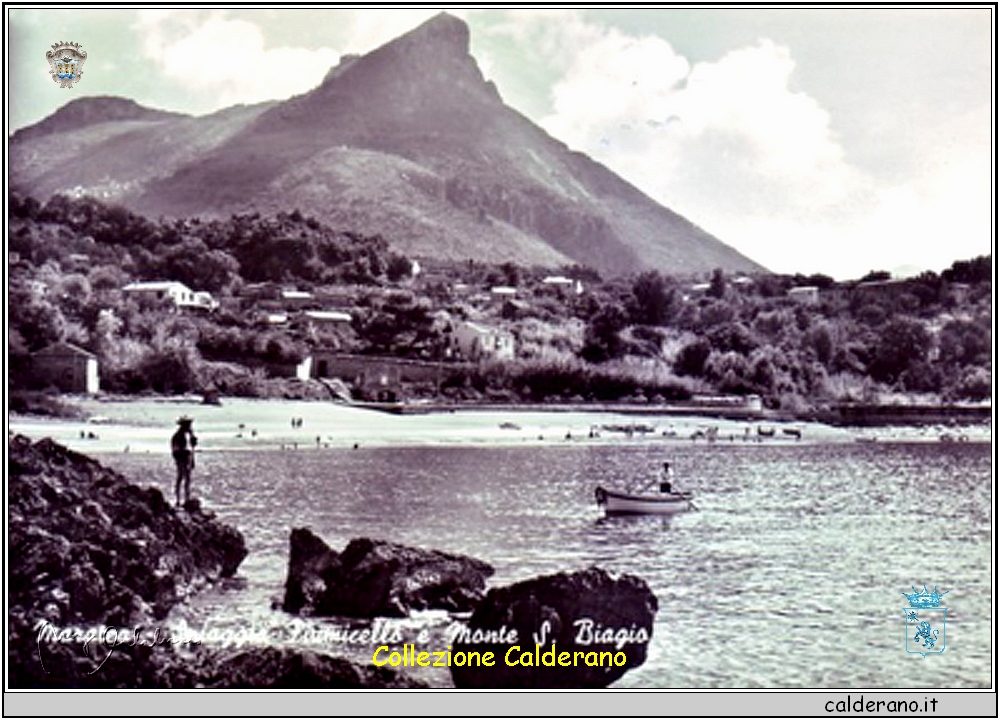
left=177, top=416, right=194, bottom=425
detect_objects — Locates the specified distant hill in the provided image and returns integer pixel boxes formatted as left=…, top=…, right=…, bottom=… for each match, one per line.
left=10, top=96, right=188, bottom=144
left=9, top=13, right=765, bottom=277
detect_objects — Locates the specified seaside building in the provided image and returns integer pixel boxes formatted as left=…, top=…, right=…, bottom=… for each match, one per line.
left=787, top=286, right=820, bottom=304
left=31, top=342, right=99, bottom=394
left=310, top=352, right=448, bottom=402
left=280, top=289, right=314, bottom=309
left=852, top=277, right=913, bottom=300
left=450, top=321, right=515, bottom=361
left=122, top=281, right=217, bottom=311
left=303, top=310, right=353, bottom=326
left=490, top=286, right=518, bottom=302
left=541, top=276, right=584, bottom=297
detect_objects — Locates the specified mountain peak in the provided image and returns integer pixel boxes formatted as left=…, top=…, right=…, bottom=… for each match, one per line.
left=10, top=15, right=765, bottom=277
left=310, top=11, right=498, bottom=126
left=399, top=12, right=470, bottom=55
left=338, top=11, right=476, bottom=80
left=12, top=96, right=186, bottom=143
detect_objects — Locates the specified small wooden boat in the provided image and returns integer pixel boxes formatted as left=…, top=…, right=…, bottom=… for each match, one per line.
left=595, top=485, right=695, bottom=515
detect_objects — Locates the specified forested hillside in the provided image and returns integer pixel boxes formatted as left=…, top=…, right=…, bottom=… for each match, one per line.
left=8, top=193, right=991, bottom=413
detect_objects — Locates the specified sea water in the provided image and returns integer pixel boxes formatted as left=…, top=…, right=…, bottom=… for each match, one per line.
left=95, top=436, right=991, bottom=688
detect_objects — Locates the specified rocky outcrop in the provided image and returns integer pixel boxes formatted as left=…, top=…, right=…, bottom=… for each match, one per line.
left=9, top=435, right=247, bottom=624
left=8, top=435, right=423, bottom=689
left=283, top=528, right=494, bottom=617
left=154, top=646, right=425, bottom=689
left=8, top=434, right=249, bottom=687
left=450, top=567, right=657, bottom=688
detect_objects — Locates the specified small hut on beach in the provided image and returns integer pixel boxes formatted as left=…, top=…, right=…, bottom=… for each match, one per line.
left=31, top=342, right=99, bottom=394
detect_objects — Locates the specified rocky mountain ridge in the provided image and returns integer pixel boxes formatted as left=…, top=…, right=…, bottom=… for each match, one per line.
left=10, top=13, right=764, bottom=277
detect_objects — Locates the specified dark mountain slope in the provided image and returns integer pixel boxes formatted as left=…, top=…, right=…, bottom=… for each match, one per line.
left=10, top=14, right=764, bottom=276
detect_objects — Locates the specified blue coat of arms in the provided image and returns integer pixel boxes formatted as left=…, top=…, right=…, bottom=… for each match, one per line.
left=902, top=585, right=947, bottom=657
left=46, top=41, right=87, bottom=88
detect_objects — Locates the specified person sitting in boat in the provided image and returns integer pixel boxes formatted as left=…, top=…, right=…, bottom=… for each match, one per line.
left=660, top=462, right=675, bottom=493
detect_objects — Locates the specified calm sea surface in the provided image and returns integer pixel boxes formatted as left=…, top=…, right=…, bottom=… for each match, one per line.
left=98, top=434, right=992, bottom=688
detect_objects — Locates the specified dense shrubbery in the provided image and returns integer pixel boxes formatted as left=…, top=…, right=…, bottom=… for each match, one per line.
left=9, top=192, right=394, bottom=293
left=439, top=358, right=697, bottom=404
left=572, top=264, right=992, bottom=408
left=7, top=191, right=992, bottom=409
left=8, top=193, right=402, bottom=396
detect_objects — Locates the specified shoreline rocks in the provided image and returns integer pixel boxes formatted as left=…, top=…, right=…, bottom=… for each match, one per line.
left=283, top=528, right=494, bottom=617
left=450, top=567, right=657, bottom=688
left=154, top=646, right=426, bottom=689
left=10, top=434, right=658, bottom=689
left=9, top=434, right=251, bottom=687
left=9, top=435, right=249, bottom=627
left=7, top=435, right=423, bottom=688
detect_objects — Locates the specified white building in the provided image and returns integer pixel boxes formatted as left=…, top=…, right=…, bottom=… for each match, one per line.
left=490, top=286, right=518, bottom=300
left=303, top=310, right=353, bottom=325
left=542, top=276, right=584, bottom=296
left=451, top=321, right=515, bottom=361
left=787, top=286, right=820, bottom=304
left=122, top=281, right=217, bottom=311
left=281, top=289, right=314, bottom=308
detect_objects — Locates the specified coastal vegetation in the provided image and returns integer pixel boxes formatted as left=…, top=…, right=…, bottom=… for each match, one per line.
left=8, top=192, right=992, bottom=415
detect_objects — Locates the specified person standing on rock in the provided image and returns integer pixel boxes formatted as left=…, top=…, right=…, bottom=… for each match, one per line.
left=171, top=417, right=198, bottom=507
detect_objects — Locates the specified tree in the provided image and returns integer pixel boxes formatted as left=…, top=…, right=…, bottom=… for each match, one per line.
left=704, top=351, right=753, bottom=393
left=8, top=328, right=33, bottom=389
left=386, top=254, right=413, bottom=282
left=859, top=270, right=891, bottom=282
left=580, top=303, right=627, bottom=363
left=499, top=261, right=521, bottom=287
left=938, top=319, right=991, bottom=368
left=868, top=318, right=931, bottom=384
left=9, top=285, right=66, bottom=351
left=698, top=299, right=736, bottom=329
left=161, top=240, right=240, bottom=292
left=674, top=338, right=711, bottom=377
left=353, top=293, right=434, bottom=356
left=706, top=322, right=757, bottom=354
left=629, top=271, right=675, bottom=326
left=708, top=268, right=726, bottom=299
left=942, top=255, right=990, bottom=284
left=806, top=323, right=834, bottom=365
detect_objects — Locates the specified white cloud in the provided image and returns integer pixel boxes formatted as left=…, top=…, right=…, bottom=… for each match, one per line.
left=525, top=15, right=989, bottom=277
left=123, top=9, right=989, bottom=278
left=135, top=10, right=339, bottom=108
left=131, top=9, right=470, bottom=109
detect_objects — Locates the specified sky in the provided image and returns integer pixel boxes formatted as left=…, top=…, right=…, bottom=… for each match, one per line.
left=6, top=7, right=995, bottom=279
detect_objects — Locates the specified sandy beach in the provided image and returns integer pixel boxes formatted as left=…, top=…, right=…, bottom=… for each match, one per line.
left=9, top=396, right=990, bottom=456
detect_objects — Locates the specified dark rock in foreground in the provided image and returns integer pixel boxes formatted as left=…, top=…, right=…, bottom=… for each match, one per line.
left=156, top=646, right=425, bottom=689
left=9, top=435, right=247, bottom=625
left=8, top=434, right=250, bottom=687
left=283, top=528, right=494, bottom=617
left=8, top=435, right=422, bottom=688
left=450, top=567, right=657, bottom=688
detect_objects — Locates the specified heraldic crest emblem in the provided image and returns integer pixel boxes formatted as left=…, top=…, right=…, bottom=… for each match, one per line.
left=47, top=41, right=87, bottom=88
left=902, top=585, right=948, bottom=657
